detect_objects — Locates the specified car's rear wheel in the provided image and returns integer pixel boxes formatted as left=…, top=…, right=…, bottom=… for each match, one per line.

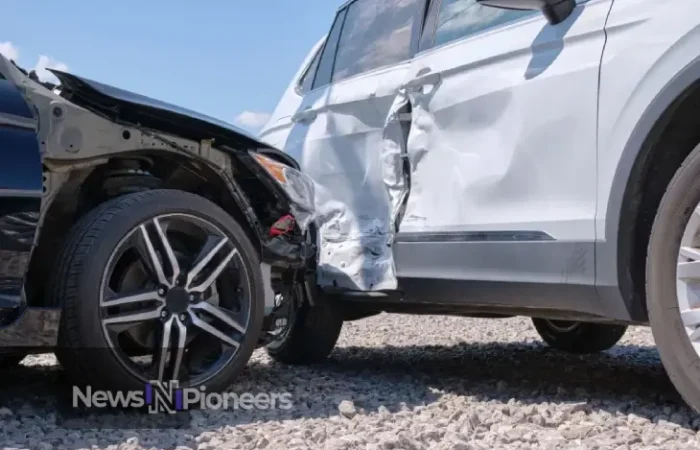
left=648, top=142, right=700, bottom=414
left=532, top=318, right=627, bottom=353
left=49, top=189, right=264, bottom=392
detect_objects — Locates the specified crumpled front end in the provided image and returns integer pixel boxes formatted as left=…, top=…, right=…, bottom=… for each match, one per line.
left=0, top=53, right=321, bottom=285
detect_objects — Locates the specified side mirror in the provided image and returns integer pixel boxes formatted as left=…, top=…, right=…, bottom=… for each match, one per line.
left=475, top=0, right=576, bottom=25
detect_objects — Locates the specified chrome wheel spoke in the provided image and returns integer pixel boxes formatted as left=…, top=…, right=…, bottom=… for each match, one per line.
left=680, top=246, right=700, bottom=261
left=154, top=217, right=181, bottom=283
left=191, top=301, right=246, bottom=334
left=187, top=240, right=239, bottom=294
left=137, top=218, right=180, bottom=287
left=186, top=236, right=229, bottom=289
left=103, top=307, right=163, bottom=333
left=678, top=261, right=700, bottom=280
left=190, top=313, right=240, bottom=348
left=101, top=289, right=162, bottom=308
left=681, top=308, right=700, bottom=328
left=156, top=316, right=174, bottom=382
left=138, top=224, right=169, bottom=287
left=172, top=318, right=187, bottom=380
left=689, top=327, right=700, bottom=342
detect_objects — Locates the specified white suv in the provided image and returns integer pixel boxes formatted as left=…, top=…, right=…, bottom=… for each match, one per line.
left=260, top=0, right=700, bottom=413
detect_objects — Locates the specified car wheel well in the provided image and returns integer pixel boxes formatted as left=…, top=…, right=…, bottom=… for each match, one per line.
left=619, top=78, right=700, bottom=320
left=26, top=151, right=273, bottom=307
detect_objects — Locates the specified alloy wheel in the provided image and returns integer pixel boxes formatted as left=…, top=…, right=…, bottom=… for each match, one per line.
left=99, top=213, right=252, bottom=385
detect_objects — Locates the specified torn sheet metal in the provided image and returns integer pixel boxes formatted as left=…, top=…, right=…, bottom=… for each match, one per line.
left=284, top=88, right=411, bottom=292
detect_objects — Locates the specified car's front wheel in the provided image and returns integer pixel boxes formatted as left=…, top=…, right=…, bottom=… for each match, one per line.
left=647, top=142, right=700, bottom=414
left=49, top=189, right=264, bottom=392
left=532, top=318, right=627, bottom=353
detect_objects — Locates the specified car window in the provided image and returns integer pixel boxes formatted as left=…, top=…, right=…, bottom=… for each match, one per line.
left=331, top=0, right=422, bottom=83
left=297, top=47, right=322, bottom=94
left=431, top=0, right=537, bottom=48
left=312, top=8, right=347, bottom=90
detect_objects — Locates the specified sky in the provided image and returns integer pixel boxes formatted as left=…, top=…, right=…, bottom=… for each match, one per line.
left=0, top=0, right=341, bottom=133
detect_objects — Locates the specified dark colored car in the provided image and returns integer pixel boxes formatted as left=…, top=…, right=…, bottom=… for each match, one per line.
left=0, top=55, right=318, bottom=393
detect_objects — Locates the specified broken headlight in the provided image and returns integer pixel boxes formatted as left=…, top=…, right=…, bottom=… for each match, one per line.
left=249, top=151, right=316, bottom=231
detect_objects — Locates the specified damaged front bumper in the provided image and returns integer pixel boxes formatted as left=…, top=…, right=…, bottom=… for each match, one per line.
left=245, top=151, right=320, bottom=322
left=0, top=54, right=324, bottom=349
left=245, top=151, right=318, bottom=269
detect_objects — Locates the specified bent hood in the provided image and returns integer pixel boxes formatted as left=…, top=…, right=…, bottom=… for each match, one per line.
left=50, top=70, right=275, bottom=153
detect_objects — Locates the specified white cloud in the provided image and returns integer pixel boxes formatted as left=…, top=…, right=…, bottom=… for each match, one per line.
left=0, top=43, right=69, bottom=86
left=0, top=41, right=19, bottom=61
left=436, top=0, right=524, bottom=38
left=234, top=111, right=271, bottom=129
left=33, top=55, right=68, bottom=84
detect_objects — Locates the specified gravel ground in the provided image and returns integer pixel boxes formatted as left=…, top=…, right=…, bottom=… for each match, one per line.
left=0, top=314, right=698, bottom=450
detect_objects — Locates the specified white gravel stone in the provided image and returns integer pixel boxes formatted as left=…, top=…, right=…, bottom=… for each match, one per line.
left=0, top=315, right=695, bottom=449
left=338, top=400, right=357, bottom=419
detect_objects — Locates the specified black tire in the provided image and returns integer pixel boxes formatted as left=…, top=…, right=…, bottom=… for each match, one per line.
left=0, top=352, right=27, bottom=368
left=49, top=189, right=264, bottom=393
left=266, top=299, right=342, bottom=365
left=647, top=142, right=700, bottom=413
left=532, top=318, right=627, bottom=354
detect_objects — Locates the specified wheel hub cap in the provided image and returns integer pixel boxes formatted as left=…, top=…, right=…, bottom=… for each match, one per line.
left=165, top=287, right=189, bottom=314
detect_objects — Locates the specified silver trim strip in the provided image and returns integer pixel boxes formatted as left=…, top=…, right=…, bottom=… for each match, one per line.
left=395, top=230, right=555, bottom=243
left=0, top=112, right=37, bottom=130
left=0, top=189, right=42, bottom=198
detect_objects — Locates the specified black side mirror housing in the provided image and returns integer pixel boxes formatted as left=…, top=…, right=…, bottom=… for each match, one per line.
left=476, top=0, right=576, bottom=25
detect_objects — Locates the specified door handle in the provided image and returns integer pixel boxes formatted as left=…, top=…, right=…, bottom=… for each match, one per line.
left=291, top=108, right=318, bottom=123
left=401, top=69, right=441, bottom=91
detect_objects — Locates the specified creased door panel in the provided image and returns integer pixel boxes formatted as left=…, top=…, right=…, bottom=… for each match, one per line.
left=399, top=0, right=611, bottom=242
left=282, top=0, right=426, bottom=291
left=299, top=68, right=411, bottom=291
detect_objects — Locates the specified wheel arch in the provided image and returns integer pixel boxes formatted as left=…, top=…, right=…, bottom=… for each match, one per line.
left=599, top=54, right=700, bottom=322
left=27, top=149, right=285, bottom=307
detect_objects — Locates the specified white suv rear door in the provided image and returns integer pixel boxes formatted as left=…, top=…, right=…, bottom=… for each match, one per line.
left=395, top=0, right=613, bottom=285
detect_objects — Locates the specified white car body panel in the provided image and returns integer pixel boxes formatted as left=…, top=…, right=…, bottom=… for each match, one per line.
left=597, top=0, right=700, bottom=239
left=399, top=0, right=609, bottom=243
left=258, top=36, right=326, bottom=149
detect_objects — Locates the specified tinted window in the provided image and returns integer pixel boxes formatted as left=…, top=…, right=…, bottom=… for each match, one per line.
left=432, top=0, right=536, bottom=47
left=332, top=0, right=422, bottom=83
left=312, top=9, right=347, bottom=90
left=298, top=47, right=322, bottom=94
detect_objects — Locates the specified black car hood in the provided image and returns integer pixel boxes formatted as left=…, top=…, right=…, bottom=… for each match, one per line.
left=50, top=69, right=275, bottom=152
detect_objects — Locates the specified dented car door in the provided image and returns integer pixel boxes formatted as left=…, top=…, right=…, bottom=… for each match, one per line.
left=394, top=0, right=612, bottom=285
left=283, top=0, right=427, bottom=291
